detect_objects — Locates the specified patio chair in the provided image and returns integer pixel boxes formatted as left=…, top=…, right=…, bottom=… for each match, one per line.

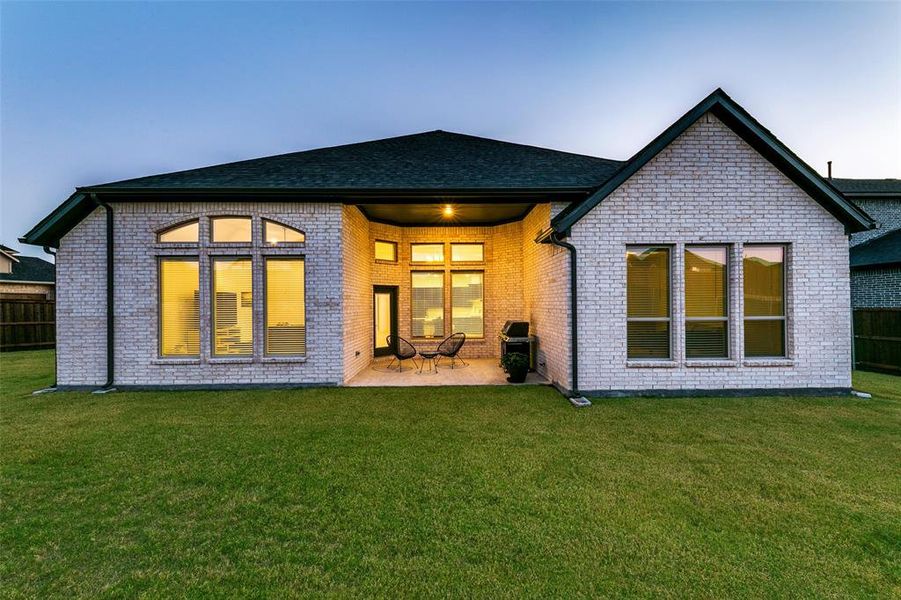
left=435, top=332, right=467, bottom=368
left=386, top=335, right=420, bottom=372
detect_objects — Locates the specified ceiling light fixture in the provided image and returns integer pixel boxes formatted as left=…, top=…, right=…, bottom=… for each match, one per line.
left=443, top=204, right=454, bottom=218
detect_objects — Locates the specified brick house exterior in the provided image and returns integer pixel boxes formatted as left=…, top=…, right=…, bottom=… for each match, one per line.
left=21, top=89, right=876, bottom=395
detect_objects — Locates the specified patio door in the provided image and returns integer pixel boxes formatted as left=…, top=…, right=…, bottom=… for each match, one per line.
left=373, top=286, right=398, bottom=357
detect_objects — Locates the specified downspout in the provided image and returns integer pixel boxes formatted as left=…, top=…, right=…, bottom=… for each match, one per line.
left=547, top=231, right=584, bottom=401
left=34, top=246, right=59, bottom=393
left=92, top=194, right=115, bottom=391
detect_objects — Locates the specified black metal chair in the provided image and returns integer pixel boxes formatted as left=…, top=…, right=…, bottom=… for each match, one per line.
left=386, top=335, right=420, bottom=372
left=435, top=332, right=467, bottom=368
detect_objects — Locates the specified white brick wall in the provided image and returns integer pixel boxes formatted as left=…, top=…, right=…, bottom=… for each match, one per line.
left=56, top=202, right=344, bottom=387
left=570, top=113, right=852, bottom=393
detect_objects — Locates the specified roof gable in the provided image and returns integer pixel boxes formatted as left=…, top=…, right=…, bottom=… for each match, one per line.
left=551, top=89, right=875, bottom=234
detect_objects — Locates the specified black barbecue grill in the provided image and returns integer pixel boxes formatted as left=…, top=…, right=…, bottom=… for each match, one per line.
left=499, top=320, right=537, bottom=372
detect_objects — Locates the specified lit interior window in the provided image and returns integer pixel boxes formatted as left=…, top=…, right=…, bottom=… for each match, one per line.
left=264, top=220, right=305, bottom=244
left=451, top=243, right=484, bottom=262
left=158, top=220, right=199, bottom=243
left=159, top=259, right=200, bottom=356
left=212, top=257, right=253, bottom=356
left=374, top=240, right=397, bottom=262
left=266, top=258, right=305, bottom=356
left=211, top=217, right=252, bottom=243
left=411, top=243, right=444, bottom=263
left=452, top=272, right=483, bottom=337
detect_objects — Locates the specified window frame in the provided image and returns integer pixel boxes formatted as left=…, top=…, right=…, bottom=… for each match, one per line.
left=450, top=270, right=485, bottom=339
left=410, top=242, right=445, bottom=265
left=374, top=239, right=398, bottom=263
left=742, top=244, right=788, bottom=359
left=157, top=219, right=200, bottom=244
left=210, top=255, right=254, bottom=357
left=157, top=256, right=201, bottom=358
left=684, top=244, right=730, bottom=359
left=262, top=219, right=305, bottom=246
left=263, top=256, right=307, bottom=357
left=626, top=245, right=673, bottom=361
left=210, top=216, right=253, bottom=245
left=410, top=270, right=445, bottom=339
left=450, top=242, right=485, bottom=264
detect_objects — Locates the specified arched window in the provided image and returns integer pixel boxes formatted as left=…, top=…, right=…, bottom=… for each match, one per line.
left=264, top=219, right=305, bottom=245
left=158, top=220, right=199, bottom=243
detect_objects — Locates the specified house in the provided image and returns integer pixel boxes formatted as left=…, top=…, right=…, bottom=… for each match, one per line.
left=830, top=178, right=901, bottom=309
left=0, top=244, right=55, bottom=300
left=20, top=89, right=875, bottom=395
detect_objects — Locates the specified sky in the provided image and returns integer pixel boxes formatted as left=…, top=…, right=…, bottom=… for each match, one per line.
left=2, top=1, right=899, bottom=258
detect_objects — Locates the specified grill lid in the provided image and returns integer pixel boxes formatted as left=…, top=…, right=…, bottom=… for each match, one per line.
left=501, top=320, right=529, bottom=337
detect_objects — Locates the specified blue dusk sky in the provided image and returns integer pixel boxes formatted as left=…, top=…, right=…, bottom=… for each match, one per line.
left=2, top=1, right=899, bottom=257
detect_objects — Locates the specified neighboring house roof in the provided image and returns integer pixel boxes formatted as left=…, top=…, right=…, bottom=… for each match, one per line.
left=850, top=229, right=901, bottom=269
left=0, top=244, right=19, bottom=255
left=548, top=89, right=875, bottom=237
left=0, top=255, right=55, bottom=283
left=830, top=178, right=901, bottom=197
left=21, top=131, right=624, bottom=248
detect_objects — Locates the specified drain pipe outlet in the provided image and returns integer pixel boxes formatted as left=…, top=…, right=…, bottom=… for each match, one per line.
left=548, top=232, right=590, bottom=407
left=92, top=194, right=116, bottom=392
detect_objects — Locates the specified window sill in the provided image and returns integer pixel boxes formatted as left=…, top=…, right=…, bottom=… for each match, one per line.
left=743, top=359, right=794, bottom=367
left=261, top=356, right=307, bottom=364
left=208, top=357, right=254, bottom=364
left=685, top=360, right=738, bottom=368
left=626, top=360, right=679, bottom=368
left=152, top=358, right=201, bottom=366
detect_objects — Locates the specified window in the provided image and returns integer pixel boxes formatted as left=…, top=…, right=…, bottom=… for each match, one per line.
left=212, top=257, right=253, bottom=356
left=452, top=272, right=483, bottom=338
left=264, top=220, right=305, bottom=244
left=159, top=259, right=200, bottom=356
left=158, top=220, right=198, bottom=243
left=265, top=258, right=305, bottom=356
left=626, top=246, right=671, bottom=359
left=411, top=272, right=444, bottom=337
left=411, top=243, right=444, bottom=263
left=451, top=243, right=484, bottom=263
left=743, top=245, right=786, bottom=358
left=374, top=240, right=397, bottom=262
left=685, top=246, right=729, bottom=358
left=211, top=217, right=252, bottom=243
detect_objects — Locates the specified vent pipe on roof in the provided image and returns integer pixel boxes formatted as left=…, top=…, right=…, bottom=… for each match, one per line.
left=827, top=161, right=833, bottom=180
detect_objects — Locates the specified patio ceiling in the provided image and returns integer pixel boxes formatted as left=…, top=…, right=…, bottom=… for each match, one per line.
left=356, top=202, right=535, bottom=226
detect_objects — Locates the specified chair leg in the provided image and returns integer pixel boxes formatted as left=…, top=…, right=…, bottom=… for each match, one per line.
left=387, top=357, right=397, bottom=370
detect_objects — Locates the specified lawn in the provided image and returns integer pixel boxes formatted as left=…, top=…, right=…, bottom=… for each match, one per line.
left=2, top=351, right=899, bottom=597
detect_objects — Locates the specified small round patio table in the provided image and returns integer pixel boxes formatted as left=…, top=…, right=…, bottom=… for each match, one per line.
left=418, top=350, right=439, bottom=374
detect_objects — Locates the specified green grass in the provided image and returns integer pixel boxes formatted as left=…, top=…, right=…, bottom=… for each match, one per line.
left=2, top=351, right=899, bottom=598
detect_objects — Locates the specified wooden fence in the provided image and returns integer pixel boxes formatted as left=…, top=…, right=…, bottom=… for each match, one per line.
left=854, top=308, right=901, bottom=375
left=0, top=298, right=55, bottom=352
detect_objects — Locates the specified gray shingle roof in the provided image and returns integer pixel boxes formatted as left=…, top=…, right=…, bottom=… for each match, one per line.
left=850, top=229, right=901, bottom=268
left=0, top=255, right=55, bottom=283
left=831, top=178, right=901, bottom=196
left=90, top=130, right=624, bottom=191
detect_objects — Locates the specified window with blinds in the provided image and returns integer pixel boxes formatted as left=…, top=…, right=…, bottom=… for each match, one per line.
left=452, top=272, right=483, bottom=338
left=743, top=245, right=786, bottom=357
left=626, top=246, right=671, bottom=359
left=158, top=220, right=199, bottom=243
left=451, top=243, right=484, bottom=263
left=411, top=243, right=444, bottom=263
left=264, top=220, right=305, bottom=244
left=211, top=217, right=252, bottom=243
left=685, top=246, right=729, bottom=358
left=265, top=258, right=305, bottom=356
left=212, top=257, right=253, bottom=356
left=412, top=271, right=444, bottom=337
left=159, top=259, right=200, bottom=356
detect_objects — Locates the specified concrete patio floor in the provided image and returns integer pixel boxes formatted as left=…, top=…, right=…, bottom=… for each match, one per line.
left=346, top=357, right=549, bottom=387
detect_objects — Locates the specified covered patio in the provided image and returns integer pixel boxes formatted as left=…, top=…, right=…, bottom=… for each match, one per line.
left=346, top=357, right=548, bottom=387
